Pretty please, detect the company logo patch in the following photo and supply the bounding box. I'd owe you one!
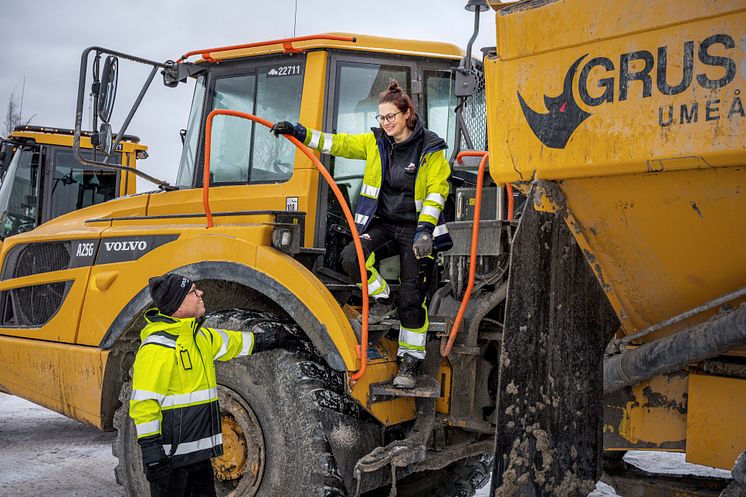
[517,55,591,149]
[404,162,417,173]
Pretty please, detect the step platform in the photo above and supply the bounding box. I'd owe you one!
[369,375,440,402]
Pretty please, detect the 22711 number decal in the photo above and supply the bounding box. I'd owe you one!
[267,64,302,78]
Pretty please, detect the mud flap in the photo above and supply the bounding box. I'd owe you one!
[491,183,619,497]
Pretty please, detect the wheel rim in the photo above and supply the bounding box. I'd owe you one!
[213,384,265,497]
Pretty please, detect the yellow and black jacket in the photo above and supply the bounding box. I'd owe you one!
[129,309,254,468]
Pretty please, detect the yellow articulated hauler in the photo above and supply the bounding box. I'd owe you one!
[0,1,743,496]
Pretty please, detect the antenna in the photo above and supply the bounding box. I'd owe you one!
[293,0,298,37]
[19,76,25,121]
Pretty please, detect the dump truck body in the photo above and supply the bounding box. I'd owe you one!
[485,0,745,478]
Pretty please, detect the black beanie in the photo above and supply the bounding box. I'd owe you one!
[149,273,193,316]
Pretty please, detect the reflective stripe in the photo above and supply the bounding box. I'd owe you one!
[398,327,427,348]
[425,193,445,206]
[131,389,165,404]
[355,213,369,225]
[308,129,321,149]
[142,335,176,348]
[361,184,380,198]
[214,328,229,360]
[433,224,449,237]
[135,420,161,437]
[161,387,218,408]
[163,434,223,457]
[368,274,389,299]
[421,205,441,220]
[321,133,334,154]
[415,200,423,211]
[397,348,426,359]
[240,332,254,356]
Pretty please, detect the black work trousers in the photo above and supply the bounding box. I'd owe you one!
[149,459,216,497]
[340,218,433,332]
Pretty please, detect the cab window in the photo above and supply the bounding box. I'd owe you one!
[208,62,304,185]
[424,71,457,153]
[48,148,119,220]
[331,62,409,208]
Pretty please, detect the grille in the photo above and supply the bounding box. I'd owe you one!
[460,68,487,151]
[12,242,71,279]
[1,281,69,327]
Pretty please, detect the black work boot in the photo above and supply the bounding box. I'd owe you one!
[358,298,397,325]
[393,354,422,389]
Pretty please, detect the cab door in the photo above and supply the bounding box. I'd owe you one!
[316,51,459,277]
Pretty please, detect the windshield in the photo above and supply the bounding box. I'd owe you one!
[176,76,207,188]
[0,146,40,239]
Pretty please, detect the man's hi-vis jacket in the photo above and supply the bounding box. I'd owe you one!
[129,309,254,468]
[301,124,454,251]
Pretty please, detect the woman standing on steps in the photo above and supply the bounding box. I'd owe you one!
[271,80,452,389]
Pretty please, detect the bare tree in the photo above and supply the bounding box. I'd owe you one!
[3,90,23,138]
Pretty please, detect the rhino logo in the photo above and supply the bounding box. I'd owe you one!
[517,55,591,149]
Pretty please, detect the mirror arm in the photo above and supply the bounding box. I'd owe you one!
[104,65,158,164]
[74,46,172,190]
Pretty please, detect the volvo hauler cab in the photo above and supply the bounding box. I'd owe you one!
[0,125,144,240]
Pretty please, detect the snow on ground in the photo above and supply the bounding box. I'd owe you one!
[0,392,124,497]
[0,393,732,497]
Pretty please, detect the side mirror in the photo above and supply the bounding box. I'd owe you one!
[92,122,114,156]
[97,55,119,123]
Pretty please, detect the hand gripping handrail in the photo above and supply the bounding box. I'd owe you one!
[203,110,370,381]
[441,151,490,357]
[177,35,357,63]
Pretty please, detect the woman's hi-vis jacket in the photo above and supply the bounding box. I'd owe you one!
[302,124,454,251]
[129,309,254,468]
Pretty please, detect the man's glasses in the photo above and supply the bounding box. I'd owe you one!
[375,111,401,124]
[188,287,200,297]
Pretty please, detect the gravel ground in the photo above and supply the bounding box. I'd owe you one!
[0,393,730,497]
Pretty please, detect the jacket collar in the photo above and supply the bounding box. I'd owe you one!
[143,308,199,338]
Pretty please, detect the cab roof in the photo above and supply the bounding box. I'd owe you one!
[184,32,464,63]
[9,125,146,152]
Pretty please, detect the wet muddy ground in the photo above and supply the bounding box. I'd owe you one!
[0,393,729,497]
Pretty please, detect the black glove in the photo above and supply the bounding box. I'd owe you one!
[270,121,307,142]
[251,322,300,352]
[413,224,434,259]
[140,442,171,488]
[144,457,172,485]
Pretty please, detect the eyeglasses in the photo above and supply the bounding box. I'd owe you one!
[188,286,200,297]
[375,112,401,124]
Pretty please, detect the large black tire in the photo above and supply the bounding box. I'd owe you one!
[113,377,151,497]
[113,310,349,497]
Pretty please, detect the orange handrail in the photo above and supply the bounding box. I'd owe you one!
[203,110,370,381]
[177,35,357,63]
[440,151,490,357]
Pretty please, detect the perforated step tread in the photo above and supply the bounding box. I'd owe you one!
[370,376,440,401]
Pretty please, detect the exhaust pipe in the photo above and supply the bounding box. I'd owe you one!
[604,303,746,394]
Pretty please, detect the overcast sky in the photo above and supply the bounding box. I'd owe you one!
[1,0,496,190]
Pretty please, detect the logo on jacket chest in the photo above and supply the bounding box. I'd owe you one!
[404,162,417,173]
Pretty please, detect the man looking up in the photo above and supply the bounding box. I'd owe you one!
[129,273,290,497]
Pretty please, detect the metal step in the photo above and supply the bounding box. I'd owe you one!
[369,376,441,402]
